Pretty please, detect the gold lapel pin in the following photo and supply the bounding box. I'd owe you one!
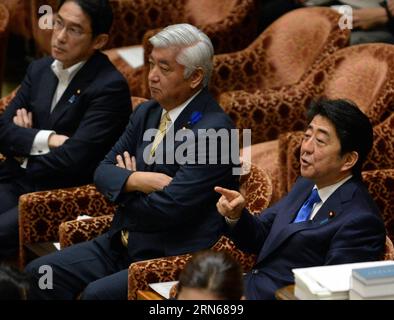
[329,211,335,218]
[76,89,81,95]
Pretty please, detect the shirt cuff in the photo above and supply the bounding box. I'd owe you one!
[225,216,240,227]
[30,130,56,155]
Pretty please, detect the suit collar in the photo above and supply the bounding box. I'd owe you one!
[50,52,107,126]
[142,88,211,170]
[257,177,360,262]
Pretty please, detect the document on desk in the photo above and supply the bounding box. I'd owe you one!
[117,46,144,68]
[293,260,394,300]
[149,281,178,300]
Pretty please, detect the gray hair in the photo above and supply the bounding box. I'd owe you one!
[149,23,214,87]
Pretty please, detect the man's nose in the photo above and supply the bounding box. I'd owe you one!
[301,137,314,153]
[56,28,67,42]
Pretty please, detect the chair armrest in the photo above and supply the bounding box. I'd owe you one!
[58,214,113,248]
[219,86,308,144]
[0,86,18,115]
[211,236,257,272]
[19,184,116,266]
[127,235,257,300]
[128,253,192,300]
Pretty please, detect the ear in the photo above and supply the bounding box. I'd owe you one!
[340,151,359,172]
[92,34,109,50]
[189,67,204,89]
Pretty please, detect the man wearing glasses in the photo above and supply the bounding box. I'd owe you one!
[0,0,131,260]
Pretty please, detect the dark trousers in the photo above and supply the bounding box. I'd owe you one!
[25,234,131,300]
[0,178,34,259]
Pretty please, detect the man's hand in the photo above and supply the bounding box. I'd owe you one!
[116,151,136,170]
[48,133,69,148]
[353,7,388,30]
[117,151,173,194]
[13,108,32,128]
[214,186,246,220]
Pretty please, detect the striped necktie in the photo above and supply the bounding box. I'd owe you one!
[150,111,171,157]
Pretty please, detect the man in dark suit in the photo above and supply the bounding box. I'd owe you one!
[216,99,386,300]
[25,23,239,299]
[0,0,131,259]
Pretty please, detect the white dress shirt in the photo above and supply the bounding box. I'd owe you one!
[21,60,85,168]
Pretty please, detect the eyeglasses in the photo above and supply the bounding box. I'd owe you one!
[53,19,91,38]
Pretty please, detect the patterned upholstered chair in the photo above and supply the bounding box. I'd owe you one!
[0,0,31,39]
[222,43,394,147]
[31,0,258,56]
[128,6,350,99]
[16,96,146,267]
[0,3,9,93]
[125,164,273,299]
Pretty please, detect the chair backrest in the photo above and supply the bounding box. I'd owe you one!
[303,43,394,126]
[210,7,349,97]
[362,169,394,242]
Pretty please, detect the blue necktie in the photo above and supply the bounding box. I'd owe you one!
[293,188,321,223]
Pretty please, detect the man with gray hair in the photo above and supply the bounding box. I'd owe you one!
[25,23,239,300]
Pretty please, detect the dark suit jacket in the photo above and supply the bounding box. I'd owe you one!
[229,177,386,300]
[0,52,131,190]
[94,88,239,262]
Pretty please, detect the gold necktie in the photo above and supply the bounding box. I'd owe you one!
[150,111,171,157]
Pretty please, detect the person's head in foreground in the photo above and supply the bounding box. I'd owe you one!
[177,250,244,300]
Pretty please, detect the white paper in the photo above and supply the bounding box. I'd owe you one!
[117,46,144,68]
[77,215,92,221]
[293,260,394,293]
[149,281,178,299]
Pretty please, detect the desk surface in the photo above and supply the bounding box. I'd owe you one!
[137,290,164,300]
[275,285,297,300]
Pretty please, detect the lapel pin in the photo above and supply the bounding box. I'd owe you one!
[329,211,335,218]
[77,89,81,95]
[68,95,76,104]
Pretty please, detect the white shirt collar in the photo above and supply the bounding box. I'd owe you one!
[314,175,353,203]
[51,60,86,82]
[161,89,202,125]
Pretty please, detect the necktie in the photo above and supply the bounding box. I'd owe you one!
[293,188,321,223]
[150,111,171,157]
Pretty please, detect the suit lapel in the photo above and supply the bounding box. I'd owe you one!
[145,89,210,170]
[257,178,357,263]
[258,185,312,260]
[138,105,162,171]
[49,53,104,127]
[35,66,58,128]
[172,88,210,133]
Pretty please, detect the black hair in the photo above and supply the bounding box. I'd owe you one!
[177,250,243,300]
[59,0,113,37]
[0,265,30,300]
[307,99,373,178]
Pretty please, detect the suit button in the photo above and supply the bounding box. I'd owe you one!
[251,269,259,275]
